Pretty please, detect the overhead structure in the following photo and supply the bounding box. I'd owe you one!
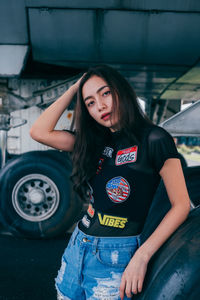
[0,0,200,122]
[0,46,29,77]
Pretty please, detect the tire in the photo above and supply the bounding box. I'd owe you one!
[135,166,200,299]
[140,165,200,244]
[134,206,200,300]
[0,150,19,169]
[0,151,83,239]
[42,149,74,171]
[184,166,200,207]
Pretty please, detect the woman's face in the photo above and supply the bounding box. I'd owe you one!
[82,75,119,132]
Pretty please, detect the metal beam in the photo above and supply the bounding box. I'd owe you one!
[25,0,200,12]
[160,100,200,136]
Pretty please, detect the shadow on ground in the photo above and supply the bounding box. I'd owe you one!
[0,233,69,300]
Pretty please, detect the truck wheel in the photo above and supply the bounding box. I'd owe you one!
[184,166,200,207]
[140,165,200,244]
[0,151,83,238]
[134,206,200,300]
[136,166,200,300]
[42,149,73,170]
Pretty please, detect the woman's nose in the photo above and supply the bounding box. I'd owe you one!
[97,99,106,111]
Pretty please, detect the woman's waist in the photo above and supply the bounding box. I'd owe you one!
[78,208,143,237]
[75,221,141,248]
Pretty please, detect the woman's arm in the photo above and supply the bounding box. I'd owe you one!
[30,75,83,151]
[120,158,191,300]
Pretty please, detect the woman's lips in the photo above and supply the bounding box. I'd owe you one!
[102,113,111,120]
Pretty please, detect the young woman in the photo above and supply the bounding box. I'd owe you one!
[30,65,191,300]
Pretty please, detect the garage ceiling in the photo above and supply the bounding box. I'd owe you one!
[0,0,200,119]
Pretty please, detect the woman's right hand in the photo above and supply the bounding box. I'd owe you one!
[71,73,86,92]
[30,72,87,151]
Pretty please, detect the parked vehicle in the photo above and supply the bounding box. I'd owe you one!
[0,78,84,238]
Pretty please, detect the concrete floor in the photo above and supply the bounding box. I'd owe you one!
[0,231,70,300]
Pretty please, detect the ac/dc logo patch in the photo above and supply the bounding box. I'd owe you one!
[115,146,138,166]
[106,176,130,203]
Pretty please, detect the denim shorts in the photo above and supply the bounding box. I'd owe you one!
[55,222,141,300]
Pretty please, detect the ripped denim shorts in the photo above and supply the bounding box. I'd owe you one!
[55,222,141,300]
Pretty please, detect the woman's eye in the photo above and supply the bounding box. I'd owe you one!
[103,90,111,96]
[87,101,94,107]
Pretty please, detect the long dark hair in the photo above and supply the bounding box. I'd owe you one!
[70,64,153,201]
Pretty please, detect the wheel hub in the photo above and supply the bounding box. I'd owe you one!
[12,173,60,222]
[29,189,45,204]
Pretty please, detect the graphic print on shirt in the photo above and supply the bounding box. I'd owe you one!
[86,182,94,203]
[115,146,138,166]
[98,212,128,228]
[82,215,90,228]
[87,203,95,218]
[96,158,105,174]
[103,146,114,158]
[106,176,130,203]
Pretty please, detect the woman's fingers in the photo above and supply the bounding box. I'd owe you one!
[120,275,139,299]
[137,278,144,293]
[77,72,87,83]
[120,269,146,298]
[119,250,149,299]
[120,279,140,299]
[72,72,86,91]
[119,276,126,300]
[125,279,134,298]
[131,278,138,295]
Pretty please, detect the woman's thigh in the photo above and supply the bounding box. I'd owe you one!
[81,241,139,299]
[55,226,140,299]
[55,229,86,299]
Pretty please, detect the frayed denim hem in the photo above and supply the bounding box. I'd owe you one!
[55,284,71,300]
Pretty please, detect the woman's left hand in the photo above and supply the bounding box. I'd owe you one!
[119,250,149,299]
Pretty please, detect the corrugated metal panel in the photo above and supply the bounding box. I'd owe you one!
[0,0,28,44]
[29,9,96,63]
[25,0,200,12]
[28,8,200,66]
[1,0,200,105]
[102,10,200,65]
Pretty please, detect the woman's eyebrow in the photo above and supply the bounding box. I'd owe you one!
[84,85,109,102]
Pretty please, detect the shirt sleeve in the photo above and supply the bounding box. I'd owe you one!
[63,129,76,135]
[148,125,180,173]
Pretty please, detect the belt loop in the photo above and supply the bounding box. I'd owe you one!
[92,237,98,254]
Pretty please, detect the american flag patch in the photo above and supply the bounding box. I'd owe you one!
[106,176,130,203]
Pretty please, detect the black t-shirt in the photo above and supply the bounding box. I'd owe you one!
[78,124,180,236]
